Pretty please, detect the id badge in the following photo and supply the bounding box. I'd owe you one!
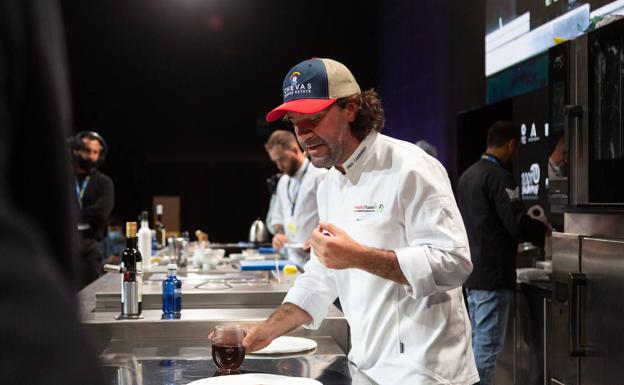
[286,221,298,239]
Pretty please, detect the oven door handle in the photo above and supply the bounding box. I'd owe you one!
[563,104,583,156]
[568,272,587,357]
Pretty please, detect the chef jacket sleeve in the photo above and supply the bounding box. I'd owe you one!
[491,173,547,247]
[282,249,338,329]
[393,167,473,299]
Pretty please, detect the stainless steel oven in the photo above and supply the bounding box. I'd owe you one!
[549,19,624,206]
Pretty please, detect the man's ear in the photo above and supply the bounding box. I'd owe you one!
[344,98,359,123]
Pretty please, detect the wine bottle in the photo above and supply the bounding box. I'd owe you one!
[121,221,142,315]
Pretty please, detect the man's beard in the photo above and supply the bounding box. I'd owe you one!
[77,156,98,173]
[285,159,300,176]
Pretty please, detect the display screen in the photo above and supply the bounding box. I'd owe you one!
[485,0,624,78]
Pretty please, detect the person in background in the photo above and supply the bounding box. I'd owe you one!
[100,216,125,266]
[265,130,326,265]
[456,121,551,385]
[240,58,478,384]
[414,139,439,159]
[264,172,282,237]
[0,0,106,382]
[548,132,567,179]
[70,130,114,287]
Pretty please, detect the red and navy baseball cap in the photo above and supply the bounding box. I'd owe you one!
[266,58,361,122]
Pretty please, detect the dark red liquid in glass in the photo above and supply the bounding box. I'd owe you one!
[212,343,245,371]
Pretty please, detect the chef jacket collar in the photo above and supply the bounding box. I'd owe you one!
[334,131,378,182]
[293,158,309,179]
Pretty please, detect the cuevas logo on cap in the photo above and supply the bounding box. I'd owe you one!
[290,71,301,84]
[284,72,312,99]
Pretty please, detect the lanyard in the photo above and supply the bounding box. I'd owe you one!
[481,154,500,166]
[75,176,90,209]
[287,161,310,216]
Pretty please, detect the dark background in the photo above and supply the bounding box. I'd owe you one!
[60,0,485,241]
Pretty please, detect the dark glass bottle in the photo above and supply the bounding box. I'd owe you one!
[121,221,143,314]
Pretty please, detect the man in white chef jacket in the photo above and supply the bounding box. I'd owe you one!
[265,130,326,265]
[242,58,479,385]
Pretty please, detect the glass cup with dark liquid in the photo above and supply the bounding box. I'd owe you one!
[211,325,245,374]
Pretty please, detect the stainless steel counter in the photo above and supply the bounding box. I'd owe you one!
[94,315,365,384]
[86,268,290,312]
[84,307,350,355]
[96,323,368,384]
[100,333,375,384]
[118,355,375,384]
[81,267,360,384]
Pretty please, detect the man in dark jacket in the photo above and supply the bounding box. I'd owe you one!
[70,130,115,287]
[457,121,549,385]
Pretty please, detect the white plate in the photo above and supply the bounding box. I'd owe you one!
[250,336,317,355]
[187,373,321,385]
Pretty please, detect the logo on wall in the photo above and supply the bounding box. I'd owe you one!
[521,163,541,200]
[520,123,541,145]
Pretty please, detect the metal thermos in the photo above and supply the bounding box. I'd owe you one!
[249,218,269,243]
[122,281,140,316]
[103,263,143,320]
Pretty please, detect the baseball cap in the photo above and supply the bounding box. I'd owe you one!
[266,58,361,122]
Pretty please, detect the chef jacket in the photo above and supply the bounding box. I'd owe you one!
[270,158,326,264]
[284,132,479,385]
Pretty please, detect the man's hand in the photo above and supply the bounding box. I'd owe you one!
[208,303,312,353]
[207,323,274,353]
[272,233,288,250]
[545,222,553,237]
[310,222,365,269]
[241,323,275,353]
[311,222,409,284]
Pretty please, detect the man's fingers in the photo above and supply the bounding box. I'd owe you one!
[242,332,256,350]
[318,221,339,236]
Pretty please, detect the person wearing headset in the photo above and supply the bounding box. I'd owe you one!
[71,131,114,288]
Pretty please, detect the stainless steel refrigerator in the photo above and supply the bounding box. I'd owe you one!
[550,213,624,385]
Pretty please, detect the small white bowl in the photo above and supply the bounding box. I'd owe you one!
[194,248,225,269]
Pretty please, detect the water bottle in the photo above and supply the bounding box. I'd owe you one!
[162,264,182,319]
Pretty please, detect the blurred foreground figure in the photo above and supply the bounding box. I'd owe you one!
[0,0,105,383]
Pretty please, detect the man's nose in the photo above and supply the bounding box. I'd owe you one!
[295,126,312,141]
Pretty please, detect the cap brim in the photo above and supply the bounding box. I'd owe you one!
[266,98,337,122]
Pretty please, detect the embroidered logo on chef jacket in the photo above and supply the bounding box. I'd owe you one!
[345,146,367,170]
[505,187,521,202]
[353,203,384,221]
